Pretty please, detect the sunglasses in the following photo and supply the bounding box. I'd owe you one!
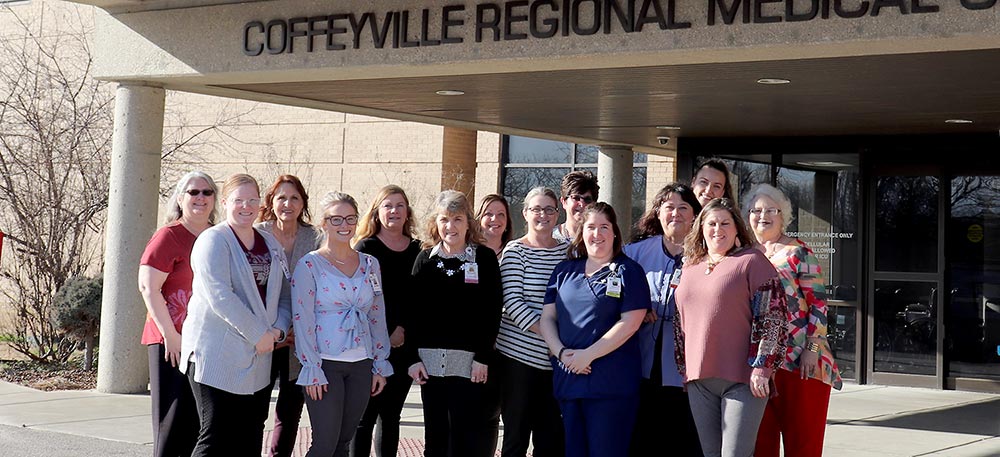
[568,194,594,204]
[185,189,215,197]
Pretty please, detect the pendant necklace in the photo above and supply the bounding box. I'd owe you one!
[705,253,726,275]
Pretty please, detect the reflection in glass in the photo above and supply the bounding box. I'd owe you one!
[776,162,860,379]
[575,145,598,164]
[507,136,573,164]
[947,176,1000,380]
[502,167,571,238]
[874,280,937,375]
[875,177,939,273]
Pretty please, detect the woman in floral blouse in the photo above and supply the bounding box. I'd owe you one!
[744,184,843,457]
[292,191,392,457]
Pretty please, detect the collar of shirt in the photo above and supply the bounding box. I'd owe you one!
[430,242,477,262]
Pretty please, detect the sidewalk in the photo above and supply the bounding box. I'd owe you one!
[0,380,997,456]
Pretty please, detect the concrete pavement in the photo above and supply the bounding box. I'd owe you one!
[0,380,997,456]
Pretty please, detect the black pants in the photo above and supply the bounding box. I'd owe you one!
[268,346,306,457]
[629,380,704,457]
[350,359,413,457]
[421,375,495,457]
[306,359,374,457]
[498,355,564,457]
[187,362,272,457]
[148,344,199,457]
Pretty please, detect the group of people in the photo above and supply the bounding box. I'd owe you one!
[137,159,842,457]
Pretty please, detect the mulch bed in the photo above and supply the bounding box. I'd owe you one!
[0,359,97,391]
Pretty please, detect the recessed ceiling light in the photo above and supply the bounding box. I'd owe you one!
[656,125,681,130]
[756,78,791,85]
[435,90,465,96]
[944,119,973,124]
[797,161,852,168]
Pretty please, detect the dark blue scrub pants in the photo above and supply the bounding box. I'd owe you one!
[559,395,639,457]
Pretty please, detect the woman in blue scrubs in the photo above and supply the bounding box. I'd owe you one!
[539,202,650,457]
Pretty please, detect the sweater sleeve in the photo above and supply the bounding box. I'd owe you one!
[292,255,327,386]
[402,249,432,368]
[795,245,829,339]
[748,276,790,371]
[500,245,539,331]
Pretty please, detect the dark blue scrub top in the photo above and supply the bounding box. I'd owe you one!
[544,254,650,400]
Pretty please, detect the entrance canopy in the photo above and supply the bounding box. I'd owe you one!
[75,0,1000,150]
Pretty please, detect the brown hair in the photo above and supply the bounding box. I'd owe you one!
[682,198,756,265]
[257,174,312,226]
[475,194,513,246]
[560,170,600,200]
[693,158,736,202]
[568,202,623,260]
[422,190,485,249]
[355,185,416,245]
[220,173,259,202]
[632,182,702,242]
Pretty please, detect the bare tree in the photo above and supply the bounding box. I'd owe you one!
[0,4,111,363]
[0,3,266,364]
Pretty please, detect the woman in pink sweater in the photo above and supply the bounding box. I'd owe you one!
[673,198,788,457]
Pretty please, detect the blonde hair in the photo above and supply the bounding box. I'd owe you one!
[220,173,259,202]
[683,198,756,265]
[422,190,484,249]
[354,185,415,245]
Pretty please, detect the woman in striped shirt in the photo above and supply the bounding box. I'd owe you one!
[496,187,569,457]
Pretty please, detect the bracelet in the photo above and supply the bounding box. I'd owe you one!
[557,347,568,360]
[806,342,820,353]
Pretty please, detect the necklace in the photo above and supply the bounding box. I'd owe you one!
[705,253,726,275]
[319,249,350,265]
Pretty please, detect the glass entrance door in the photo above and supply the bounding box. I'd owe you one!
[946,176,1000,389]
[868,174,943,388]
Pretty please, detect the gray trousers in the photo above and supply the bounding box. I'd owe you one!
[305,359,373,457]
[687,378,767,457]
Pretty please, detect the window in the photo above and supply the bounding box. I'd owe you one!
[501,135,646,238]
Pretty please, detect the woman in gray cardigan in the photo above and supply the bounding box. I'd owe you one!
[180,173,292,457]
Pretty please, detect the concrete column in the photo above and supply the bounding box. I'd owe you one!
[97,83,165,393]
[597,145,634,235]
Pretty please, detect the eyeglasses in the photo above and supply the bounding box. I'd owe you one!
[231,198,260,207]
[749,208,781,216]
[185,189,215,197]
[325,215,359,226]
[568,194,594,204]
[527,206,558,215]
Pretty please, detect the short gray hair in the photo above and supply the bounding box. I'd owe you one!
[165,171,218,224]
[742,183,794,231]
[522,186,559,208]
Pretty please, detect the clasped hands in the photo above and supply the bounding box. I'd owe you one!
[254,328,285,355]
[558,348,593,375]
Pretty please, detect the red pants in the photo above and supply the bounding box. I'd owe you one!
[755,368,832,457]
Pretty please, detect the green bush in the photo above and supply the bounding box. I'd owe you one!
[52,276,102,370]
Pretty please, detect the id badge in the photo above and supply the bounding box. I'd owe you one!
[606,276,622,298]
[370,271,384,295]
[669,270,682,289]
[277,251,292,280]
[464,263,480,284]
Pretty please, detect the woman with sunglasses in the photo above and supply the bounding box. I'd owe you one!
[255,175,320,457]
[180,173,291,456]
[138,171,217,457]
[293,191,392,457]
[496,187,568,457]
